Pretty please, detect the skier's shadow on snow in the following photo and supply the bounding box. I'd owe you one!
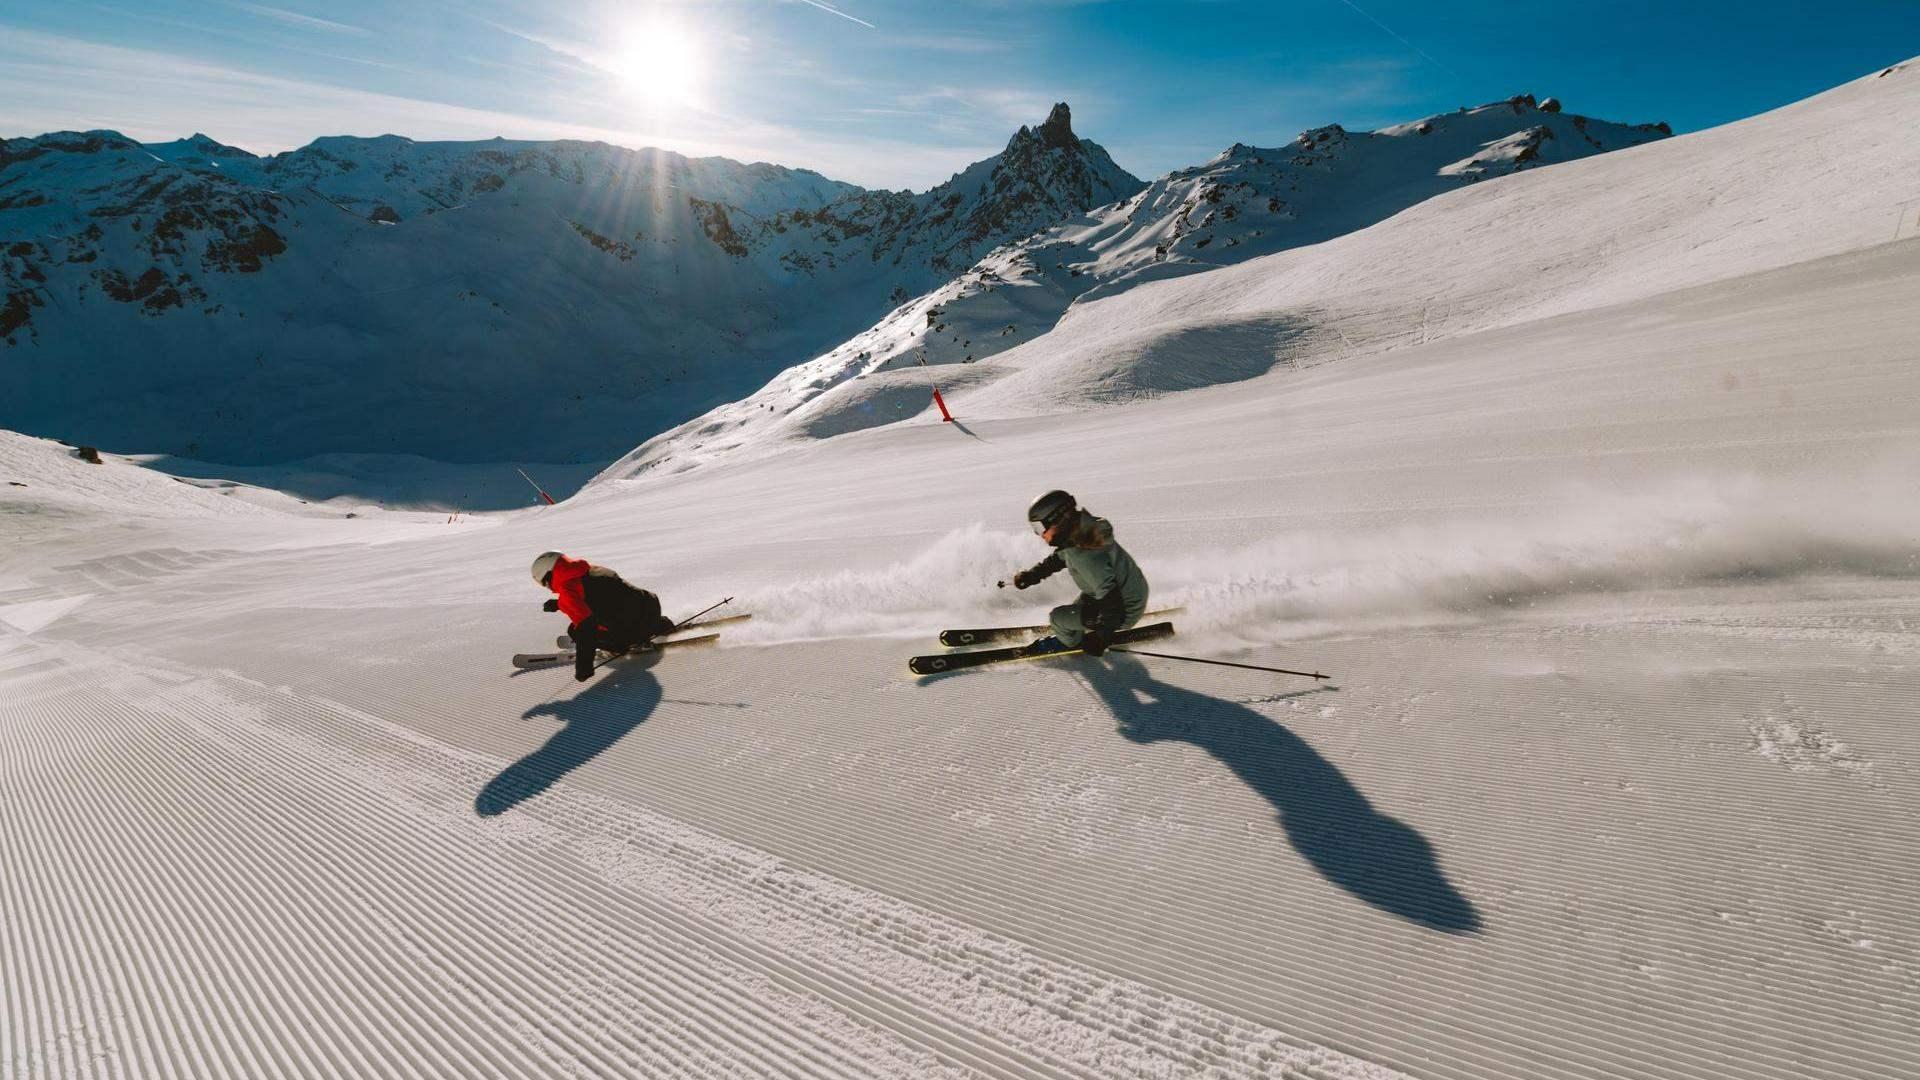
[475,655,664,818]
[1083,656,1482,934]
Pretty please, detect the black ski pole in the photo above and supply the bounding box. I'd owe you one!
[672,596,734,631]
[1109,647,1327,680]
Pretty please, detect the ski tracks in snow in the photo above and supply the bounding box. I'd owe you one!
[0,636,1408,1079]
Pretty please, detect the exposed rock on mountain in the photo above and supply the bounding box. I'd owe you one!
[0,109,1141,463]
[604,95,1671,477]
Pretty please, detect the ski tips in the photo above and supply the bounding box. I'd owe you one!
[910,622,1175,676]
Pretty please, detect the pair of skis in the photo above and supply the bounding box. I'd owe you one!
[936,606,1183,647]
[909,619,1176,675]
[510,610,750,670]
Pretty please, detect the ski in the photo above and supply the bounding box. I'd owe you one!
[938,607,1184,647]
[910,622,1174,675]
[553,613,750,649]
[514,632,721,669]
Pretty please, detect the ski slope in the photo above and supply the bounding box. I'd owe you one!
[5,61,1920,1080]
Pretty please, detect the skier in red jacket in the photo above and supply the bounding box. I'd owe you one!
[532,552,678,681]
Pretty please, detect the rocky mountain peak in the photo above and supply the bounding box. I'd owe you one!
[1007,102,1083,155]
[1037,103,1076,150]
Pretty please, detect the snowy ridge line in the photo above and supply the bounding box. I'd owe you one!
[596,60,1920,481]
[4,672,936,1076]
[594,90,1675,480]
[2,108,1139,467]
[227,668,1420,1078]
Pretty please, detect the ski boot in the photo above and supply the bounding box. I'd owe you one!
[1023,636,1071,656]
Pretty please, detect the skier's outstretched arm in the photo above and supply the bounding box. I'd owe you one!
[1011,552,1065,590]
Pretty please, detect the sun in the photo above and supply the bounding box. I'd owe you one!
[609,19,704,109]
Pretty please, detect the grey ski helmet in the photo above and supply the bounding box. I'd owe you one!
[1027,490,1077,535]
[531,551,563,586]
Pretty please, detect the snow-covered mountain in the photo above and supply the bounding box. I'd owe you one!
[600,95,1670,477]
[0,107,1139,464]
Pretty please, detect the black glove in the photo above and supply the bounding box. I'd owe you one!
[1080,629,1113,657]
[1012,569,1039,590]
[543,598,559,612]
[1078,592,1124,633]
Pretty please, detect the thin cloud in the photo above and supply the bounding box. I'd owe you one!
[875,33,1008,55]
[232,3,372,38]
[0,24,988,189]
[469,15,604,75]
[901,86,1076,131]
[0,26,683,151]
[792,0,875,30]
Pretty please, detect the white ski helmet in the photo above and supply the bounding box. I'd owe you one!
[531,551,564,586]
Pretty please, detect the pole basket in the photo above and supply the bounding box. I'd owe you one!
[931,386,954,422]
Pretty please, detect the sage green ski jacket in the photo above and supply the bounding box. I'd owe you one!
[1023,515,1150,629]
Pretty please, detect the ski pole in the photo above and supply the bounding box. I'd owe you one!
[1109,647,1327,680]
[672,596,734,631]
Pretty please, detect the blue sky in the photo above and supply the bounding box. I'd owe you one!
[2,1,1914,189]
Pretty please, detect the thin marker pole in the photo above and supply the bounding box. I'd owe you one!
[515,467,556,506]
[918,350,955,422]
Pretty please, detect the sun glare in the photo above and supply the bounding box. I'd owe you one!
[610,20,704,109]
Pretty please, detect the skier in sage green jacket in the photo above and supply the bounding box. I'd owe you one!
[1008,489,1149,656]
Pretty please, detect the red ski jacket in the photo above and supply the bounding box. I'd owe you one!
[546,555,595,626]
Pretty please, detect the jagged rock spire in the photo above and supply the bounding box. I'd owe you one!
[1037,103,1076,150]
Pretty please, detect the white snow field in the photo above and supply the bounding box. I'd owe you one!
[6,62,1920,1080]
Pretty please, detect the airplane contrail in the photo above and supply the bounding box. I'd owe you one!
[794,0,875,30]
[1333,0,1457,78]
